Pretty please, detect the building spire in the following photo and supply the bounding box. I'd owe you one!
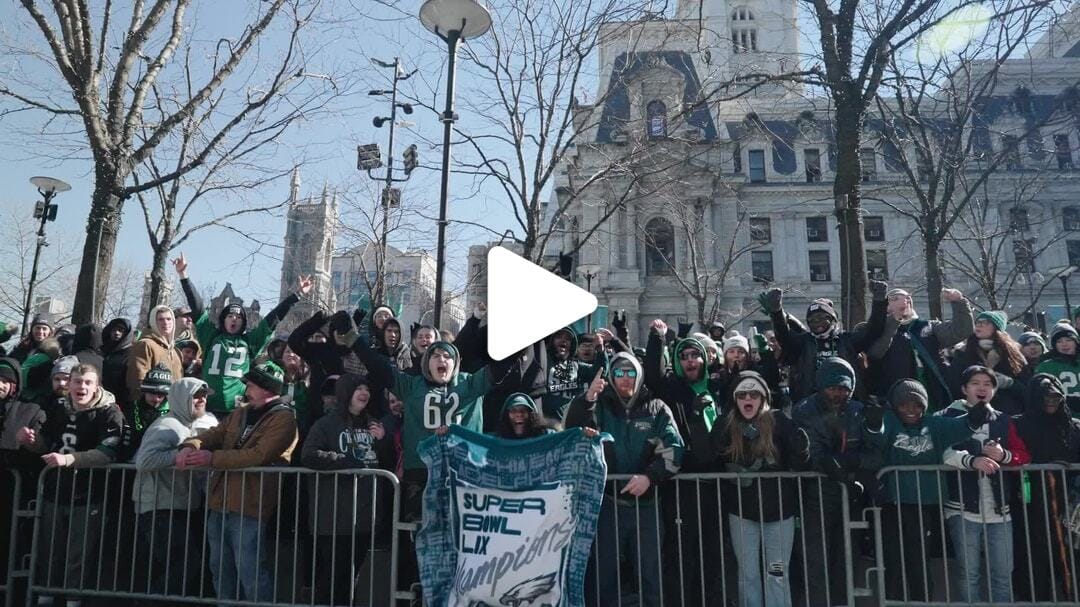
[290,167,301,203]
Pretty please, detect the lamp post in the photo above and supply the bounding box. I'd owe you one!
[1052,265,1078,322]
[419,0,492,328]
[578,263,601,332]
[23,176,70,334]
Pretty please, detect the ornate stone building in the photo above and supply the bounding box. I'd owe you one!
[278,169,337,331]
[544,0,1080,343]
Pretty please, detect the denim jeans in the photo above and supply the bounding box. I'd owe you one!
[206,509,274,604]
[728,515,795,607]
[587,499,663,607]
[946,515,1013,602]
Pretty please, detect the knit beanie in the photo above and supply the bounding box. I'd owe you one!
[975,310,1007,333]
[1050,320,1079,347]
[30,315,52,330]
[0,363,17,384]
[140,363,173,395]
[816,357,856,391]
[886,288,911,300]
[243,360,285,394]
[52,355,78,378]
[806,298,838,321]
[723,331,749,354]
[733,371,770,402]
[501,392,540,415]
[1018,331,1048,352]
[888,379,929,410]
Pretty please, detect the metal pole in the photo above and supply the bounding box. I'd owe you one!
[433,30,461,329]
[586,273,594,332]
[378,58,401,306]
[1063,275,1073,323]
[22,193,54,335]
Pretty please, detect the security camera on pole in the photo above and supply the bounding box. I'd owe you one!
[358,57,419,307]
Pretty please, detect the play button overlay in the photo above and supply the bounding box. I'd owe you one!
[486,246,598,361]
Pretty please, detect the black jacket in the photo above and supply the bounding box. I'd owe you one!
[101,318,134,408]
[643,331,719,471]
[769,297,886,403]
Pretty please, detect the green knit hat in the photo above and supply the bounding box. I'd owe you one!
[975,310,1007,333]
[243,360,285,394]
[501,392,539,415]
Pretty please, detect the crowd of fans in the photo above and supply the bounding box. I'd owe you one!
[2,255,1080,607]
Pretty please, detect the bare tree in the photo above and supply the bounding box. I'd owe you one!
[99,261,144,324]
[872,0,1065,317]
[0,209,78,329]
[2,0,342,323]
[404,0,712,267]
[762,0,1060,324]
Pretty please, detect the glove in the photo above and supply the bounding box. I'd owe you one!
[761,288,783,314]
[693,393,715,414]
[330,311,359,347]
[863,399,884,430]
[967,400,991,428]
[994,372,1014,390]
[352,307,367,328]
[612,310,628,340]
[869,280,888,301]
[678,320,693,338]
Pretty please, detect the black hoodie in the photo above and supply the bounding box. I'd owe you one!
[1015,373,1080,463]
[0,357,46,472]
[73,323,104,371]
[101,318,134,407]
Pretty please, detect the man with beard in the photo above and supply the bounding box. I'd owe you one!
[792,357,875,606]
[644,319,720,606]
[761,280,888,403]
[541,327,604,421]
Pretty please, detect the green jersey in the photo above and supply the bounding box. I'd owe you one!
[396,369,490,471]
[196,311,274,413]
[1036,356,1080,398]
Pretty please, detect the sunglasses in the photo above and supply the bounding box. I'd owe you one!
[734,391,760,400]
[679,351,703,361]
[611,368,638,379]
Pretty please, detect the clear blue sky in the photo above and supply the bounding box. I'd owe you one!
[0,0,518,313]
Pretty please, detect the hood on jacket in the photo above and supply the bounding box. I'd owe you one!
[545,326,578,361]
[501,392,540,415]
[673,338,709,391]
[218,301,248,334]
[334,373,376,423]
[605,351,645,408]
[421,341,460,385]
[73,323,103,354]
[1050,320,1079,350]
[0,357,22,398]
[1024,372,1071,421]
[145,305,175,345]
[166,377,211,427]
[102,318,134,353]
[67,386,118,414]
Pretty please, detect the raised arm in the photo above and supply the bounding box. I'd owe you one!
[172,253,204,318]
[932,289,974,347]
[287,310,328,364]
[849,281,888,352]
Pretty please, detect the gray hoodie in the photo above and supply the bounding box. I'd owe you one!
[132,377,219,514]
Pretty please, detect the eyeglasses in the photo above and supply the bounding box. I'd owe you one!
[611,368,638,379]
[678,351,703,361]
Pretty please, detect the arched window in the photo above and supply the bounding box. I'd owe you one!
[644,217,675,275]
[646,100,667,138]
[731,8,757,53]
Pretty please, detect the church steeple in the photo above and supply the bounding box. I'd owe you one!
[290,167,301,203]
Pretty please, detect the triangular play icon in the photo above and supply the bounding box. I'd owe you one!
[486,246,598,361]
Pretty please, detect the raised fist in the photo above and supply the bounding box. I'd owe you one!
[869,280,888,301]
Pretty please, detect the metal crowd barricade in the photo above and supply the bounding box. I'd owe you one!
[23,464,402,607]
[868,463,1080,607]
[1,469,24,607]
[588,471,859,607]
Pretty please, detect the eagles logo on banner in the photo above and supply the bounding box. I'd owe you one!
[417,425,608,606]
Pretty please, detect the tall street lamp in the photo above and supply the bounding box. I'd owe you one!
[1051,265,1079,321]
[578,263,601,331]
[24,176,70,334]
[419,0,492,328]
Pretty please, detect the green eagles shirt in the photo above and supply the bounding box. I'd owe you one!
[1035,357,1080,399]
[397,369,490,471]
[196,311,275,413]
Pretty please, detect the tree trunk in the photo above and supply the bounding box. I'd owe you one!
[832,112,868,326]
[925,237,944,319]
[147,241,171,321]
[73,176,125,325]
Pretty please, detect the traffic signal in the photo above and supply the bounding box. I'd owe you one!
[403,144,418,176]
[357,143,383,170]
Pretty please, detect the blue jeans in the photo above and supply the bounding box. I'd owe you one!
[587,500,663,607]
[946,516,1013,602]
[206,509,274,604]
[728,515,795,607]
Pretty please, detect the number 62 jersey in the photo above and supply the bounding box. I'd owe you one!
[398,371,489,473]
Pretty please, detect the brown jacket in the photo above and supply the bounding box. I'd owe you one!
[181,400,297,521]
[127,332,183,404]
